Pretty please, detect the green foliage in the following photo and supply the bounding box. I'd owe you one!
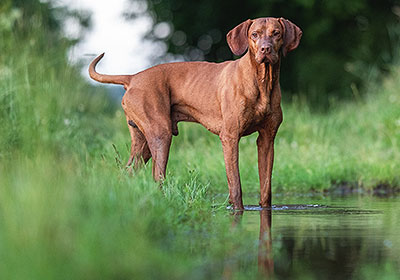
[128,0,400,105]
[165,73,400,196]
[1,1,400,279]
[0,0,107,160]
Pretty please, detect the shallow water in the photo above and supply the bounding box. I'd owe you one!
[222,195,400,279]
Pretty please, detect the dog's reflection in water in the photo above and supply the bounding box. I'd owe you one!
[223,209,273,279]
[258,209,273,277]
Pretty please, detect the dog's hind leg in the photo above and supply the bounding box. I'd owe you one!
[122,87,172,181]
[125,118,151,169]
[145,126,172,181]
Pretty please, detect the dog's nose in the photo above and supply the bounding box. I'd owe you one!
[261,45,272,54]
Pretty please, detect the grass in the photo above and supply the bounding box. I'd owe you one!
[1,6,400,279]
[165,73,400,197]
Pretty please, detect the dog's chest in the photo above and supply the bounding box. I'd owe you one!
[238,88,271,132]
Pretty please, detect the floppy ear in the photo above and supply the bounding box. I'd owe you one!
[279,18,302,56]
[226,19,253,56]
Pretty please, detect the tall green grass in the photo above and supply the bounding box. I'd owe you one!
[166,74,400,196]
[1,6,400,278]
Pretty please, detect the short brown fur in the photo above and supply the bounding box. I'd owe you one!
[89,17,302,210]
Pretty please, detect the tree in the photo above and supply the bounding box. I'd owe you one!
[127,0,400,106]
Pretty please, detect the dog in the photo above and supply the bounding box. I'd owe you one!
[89,17,302,210]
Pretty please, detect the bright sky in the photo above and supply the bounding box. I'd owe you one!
[60,0,154,80]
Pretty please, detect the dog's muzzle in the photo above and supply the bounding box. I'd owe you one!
[256,52,278,65]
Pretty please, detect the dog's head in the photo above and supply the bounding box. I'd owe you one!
[227,17,302,64]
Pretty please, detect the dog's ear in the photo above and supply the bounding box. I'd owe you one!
[279,18,302,56]
[226,19,253,56]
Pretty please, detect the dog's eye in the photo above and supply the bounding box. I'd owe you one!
[273,30,281,37]
[251,32,258,39]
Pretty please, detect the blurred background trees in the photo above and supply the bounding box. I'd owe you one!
[127,0,400,106]
[0,0,90,47]
[2,0,399,107]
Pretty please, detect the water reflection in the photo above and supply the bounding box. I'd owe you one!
[221,211,242,280]
[258,209,273,277]
[222,198,400,279]
[223,209,274,279]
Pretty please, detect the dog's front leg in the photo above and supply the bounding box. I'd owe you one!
[257,131,275,208]
[220,134,244,210]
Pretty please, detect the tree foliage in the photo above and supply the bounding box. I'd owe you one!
[128,0,400,105]
[0,0,90,50]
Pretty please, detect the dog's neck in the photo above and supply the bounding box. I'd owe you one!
[240,51,280,92]
[258,62,275,94]
[239,52,281,112]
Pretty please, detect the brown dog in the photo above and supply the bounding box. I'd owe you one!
[89,17,302,210]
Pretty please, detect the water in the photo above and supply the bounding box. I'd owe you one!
[223,195,400,279]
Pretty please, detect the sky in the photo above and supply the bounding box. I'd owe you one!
[59,0,154,81]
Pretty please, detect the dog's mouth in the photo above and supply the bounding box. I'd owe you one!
[256,54,278,65]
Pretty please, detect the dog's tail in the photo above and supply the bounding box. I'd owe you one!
[88,53,131,89]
